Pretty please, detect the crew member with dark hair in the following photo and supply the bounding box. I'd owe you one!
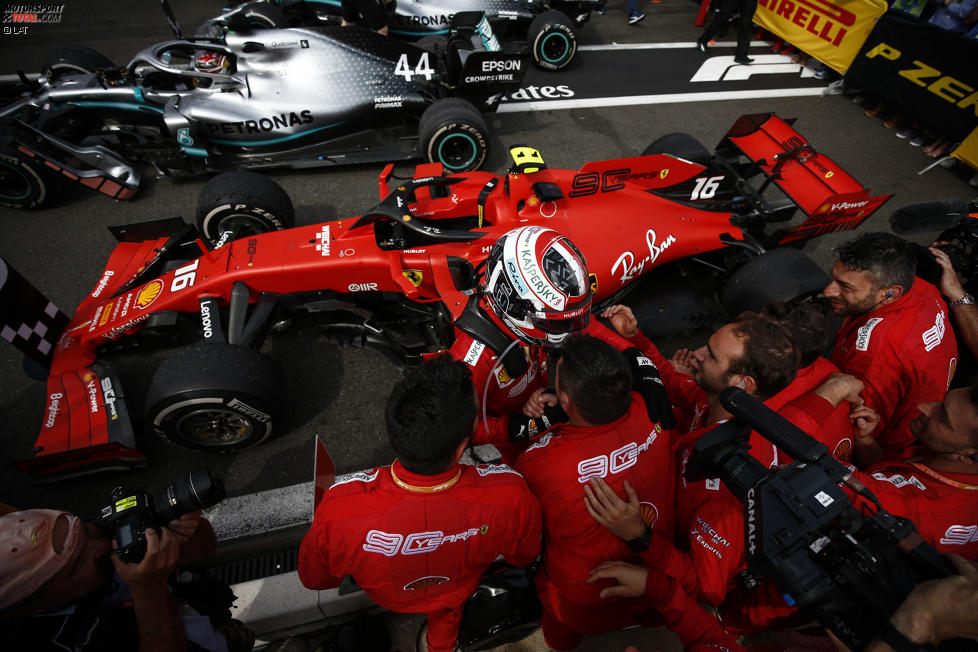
[826,232,958,462]
[449,226,670,464]
[514,335,676,650]
[298,356,542,652]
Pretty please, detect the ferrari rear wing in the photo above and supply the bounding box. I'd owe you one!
[719,113,891,245]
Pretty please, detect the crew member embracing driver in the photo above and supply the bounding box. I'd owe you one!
[449,225,672,464]
[298,356,541,652]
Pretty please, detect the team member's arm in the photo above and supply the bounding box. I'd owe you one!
[166,511,217,568]
[930,246,978,361]
[808,372,882,467]
[865,554,978,650]
[584,478,698,596]
[502,484,543,567]
[588,562,744,651]
[111,528,187,652]
[298,503,344,590]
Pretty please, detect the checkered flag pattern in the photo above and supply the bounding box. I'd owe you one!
[0,257,70,368]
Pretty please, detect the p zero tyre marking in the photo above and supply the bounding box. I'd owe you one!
[427,123,487,172]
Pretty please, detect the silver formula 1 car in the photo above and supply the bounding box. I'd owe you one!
[197,0,604,71]
[0,14,525,209]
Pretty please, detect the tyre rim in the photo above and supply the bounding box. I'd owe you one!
[215,213,273,240]
[539,32,571,64]
[437,132,478,171]
[175,407,254,447]
[0,163,32,201]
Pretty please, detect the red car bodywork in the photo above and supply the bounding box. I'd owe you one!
[4,113,890,480]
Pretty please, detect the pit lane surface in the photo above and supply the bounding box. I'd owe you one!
[0,0,971,578]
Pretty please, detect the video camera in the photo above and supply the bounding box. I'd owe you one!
[98,468,225,563]
[686,388,953,650]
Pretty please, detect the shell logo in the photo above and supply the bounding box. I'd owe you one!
[135,280,164,309]
[639,501,658,527]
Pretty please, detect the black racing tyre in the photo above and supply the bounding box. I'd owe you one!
[196,171,295,247]
[41,46,115,82]
[721,248,830,316]
[145,344,286,452]
[527,10,577,71]
[419,98,489,172]
[0,145,62,209]
[641,132,713,166]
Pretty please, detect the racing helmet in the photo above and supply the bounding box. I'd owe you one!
[482,226,592,346]
[193,51,229,74]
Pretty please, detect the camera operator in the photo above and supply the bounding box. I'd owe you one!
[721,383,978,636]
[0,508,245,652]
[513,335,676,650]
[865,554,978,650]
[825,232,958,461]
[298,356,542,652]
[929,245,978,364]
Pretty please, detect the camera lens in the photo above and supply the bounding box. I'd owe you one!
[151,468,226,524]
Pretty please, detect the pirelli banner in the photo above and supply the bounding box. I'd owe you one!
[846,12,978,144]
[753,0,888,73]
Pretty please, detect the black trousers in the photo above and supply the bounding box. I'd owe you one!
[699,0,758,58]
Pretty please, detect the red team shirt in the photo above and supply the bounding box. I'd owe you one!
[298,460,542,652]
[515,395,676,637]
[831,279,957,458]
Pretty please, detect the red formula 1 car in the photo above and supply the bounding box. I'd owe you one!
[0,113,890,481]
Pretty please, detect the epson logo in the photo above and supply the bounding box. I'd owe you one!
[482,59,521,72]
[201,304,214,339]
[45,392,63,428]
[91,270,114,297]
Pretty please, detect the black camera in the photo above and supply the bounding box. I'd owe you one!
[98,468,225,563]
[686,388,955,651]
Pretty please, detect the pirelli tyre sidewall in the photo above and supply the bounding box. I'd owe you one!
[0,148,60,210]
[196,171,295,248]
[419,98,489,172]
[145,344,286,452]
[528,10,577,71]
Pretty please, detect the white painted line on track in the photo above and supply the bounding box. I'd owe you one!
[497,87,826,113]
[579,39,772,50]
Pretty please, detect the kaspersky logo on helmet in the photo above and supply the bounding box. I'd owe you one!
[503,226,567,311]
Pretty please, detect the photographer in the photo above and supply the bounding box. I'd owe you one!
[0,508,244,652]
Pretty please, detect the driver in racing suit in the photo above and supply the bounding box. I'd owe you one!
[448,225,672,464]
[298,356,542,652]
